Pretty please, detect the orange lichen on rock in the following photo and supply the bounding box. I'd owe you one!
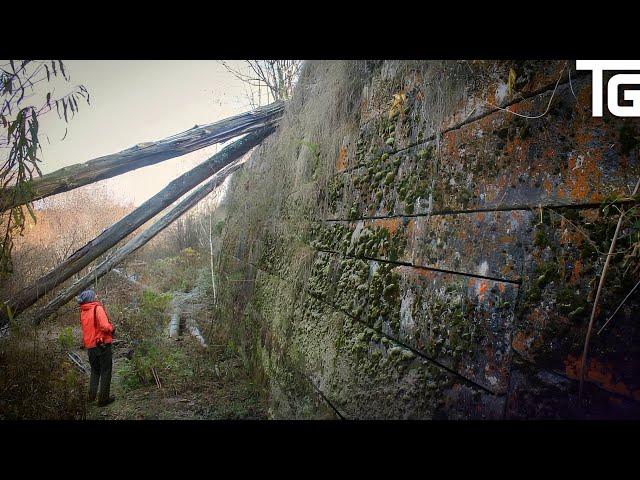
[564,151,603,202]
[510,332,527,354]
[336,146,348,172]
[570,260,582,283]
[475,280,489,302]
[388,91,407,119]
[371,217,401,235]
[503,136,529,162]
[498,235,514,244]
[564,355,636,399]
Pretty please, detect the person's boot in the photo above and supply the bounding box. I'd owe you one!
[97,396,116,407]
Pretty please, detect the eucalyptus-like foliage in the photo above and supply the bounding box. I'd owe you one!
[0,60,89,283]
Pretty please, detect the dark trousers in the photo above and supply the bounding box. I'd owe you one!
[87,343,112,404]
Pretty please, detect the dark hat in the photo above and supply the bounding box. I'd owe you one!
[76,289,96,304]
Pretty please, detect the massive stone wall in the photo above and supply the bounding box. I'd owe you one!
[218,60,640,419]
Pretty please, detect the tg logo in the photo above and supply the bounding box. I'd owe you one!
[577,60,640,117]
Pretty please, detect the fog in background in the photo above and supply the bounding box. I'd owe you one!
[36,60,252,206]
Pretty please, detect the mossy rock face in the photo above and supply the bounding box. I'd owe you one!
[515,206,640,398]
[291,293,503,419]
[219,61,640,418]
[384,172,396,186]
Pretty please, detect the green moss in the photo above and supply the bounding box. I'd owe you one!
[533,227,551,248]
[384,172,396,185]
[348,203,359,220]
[555,285,587,317]
[534,262,559,289]
[417,146,434,160]
[458,187,473,208]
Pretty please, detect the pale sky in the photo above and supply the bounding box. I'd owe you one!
[35,60,255,206]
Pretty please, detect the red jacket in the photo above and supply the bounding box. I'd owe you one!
[79,301,114,348]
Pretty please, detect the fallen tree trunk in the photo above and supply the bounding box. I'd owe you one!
[1,127,270,325]
[67,351,90,376]
[168,311,181,339]
[111,268,149,290]
[32,160,244,324]
[0,101,283,212]
[186,319,207,348]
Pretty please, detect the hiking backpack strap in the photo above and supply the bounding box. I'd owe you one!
[93,304,103,346]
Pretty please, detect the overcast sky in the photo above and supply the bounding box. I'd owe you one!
[36,60,253,206]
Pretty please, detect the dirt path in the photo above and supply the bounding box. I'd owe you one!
[78,285,267,420]
[81,341,266,420]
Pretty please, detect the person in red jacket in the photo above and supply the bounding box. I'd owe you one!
[77,289,116,406]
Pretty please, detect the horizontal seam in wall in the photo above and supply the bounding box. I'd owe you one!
[307,291,501,396]
[338,70,589,175]
[224,251,639,405]
[322,199,638,222]
[223,252,506,396]
[222,247,640,408]
[314,248,521,285]
[510,350,640,407]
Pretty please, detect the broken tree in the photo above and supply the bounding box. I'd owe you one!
[32,160,244,324]
[0,101,283,212]
[1,126,273,325]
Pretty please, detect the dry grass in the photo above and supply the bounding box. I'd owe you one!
[0,322,87,420]
[213,61,375,403]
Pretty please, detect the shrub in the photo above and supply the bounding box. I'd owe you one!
[0,328,86,419]
[57,326,75,350]
[115,359,141,391]
[117,340,197,393]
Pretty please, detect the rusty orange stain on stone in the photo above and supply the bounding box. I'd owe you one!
[511,331,529,354]
[336,147,348,171]
[496,174,508,190]
[503,136,524,158]
[400,265,434,280]
[563,153,599,201]
[511,210,527,223]
[564,355,636,399]
[559,223,582,246]
[570,260,582,283]
[609,397,623,407]
[485,90,497,106]
[442,133,457,157]
[477,281,489,301]
[371,217,401,235]
[522,62,564,93]
[501,264,512,277]
[543,147,556,160]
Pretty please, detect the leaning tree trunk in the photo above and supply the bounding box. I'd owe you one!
[32,161,244,324]
[0,101,283,212]
[1,127,273,325]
